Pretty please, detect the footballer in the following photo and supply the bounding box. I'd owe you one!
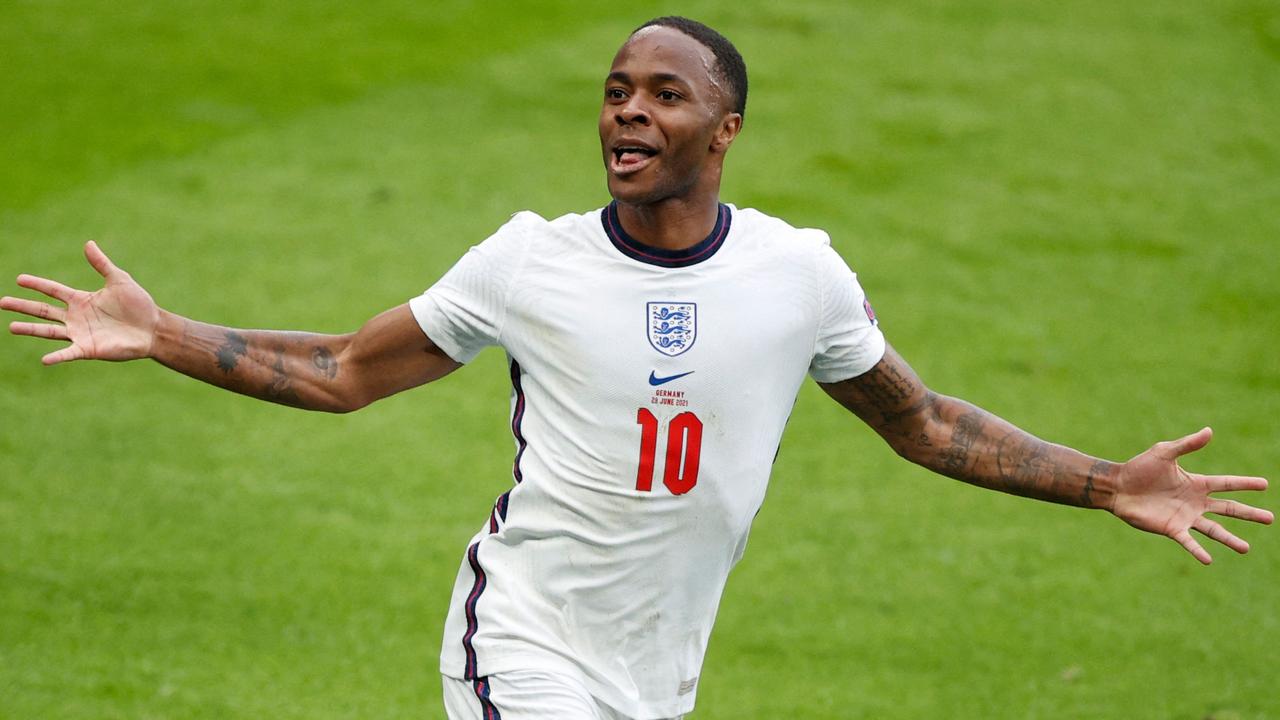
[3,16,1272,720]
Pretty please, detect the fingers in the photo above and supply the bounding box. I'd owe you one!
[15,274,77,303]
[9,321,69,341]
[0,296,67,322]
[84,240,122,280]
[1207,498,1275,525]
[1171,529,1213,565]
[1193,517,1250,554]
[1202,474,1269,493]
[9,319,83,365]
[42,345,86,366]
[1156,427,1213,460]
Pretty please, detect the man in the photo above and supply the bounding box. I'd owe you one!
[3,16,1271,720]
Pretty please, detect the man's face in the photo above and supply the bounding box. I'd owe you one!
[599,26,740,205]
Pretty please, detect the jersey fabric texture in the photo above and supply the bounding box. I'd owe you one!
[409,203,885,719]
[443,668,684,720]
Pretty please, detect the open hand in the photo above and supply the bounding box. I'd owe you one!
[1112,427,1272,564]
[2,241,159,364]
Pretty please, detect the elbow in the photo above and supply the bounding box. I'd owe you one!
[326,389,372,414]
[322,401,359,415]
[342,395,374,414]
[886,438,941,475]
[888,437,927,466]
[319,349,374,413]
[881,393,941,464]
[312,380,373,414]
[884,424,947,469]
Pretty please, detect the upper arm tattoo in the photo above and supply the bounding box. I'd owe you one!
[828,348,932,429]
[863,364,930,426]
[824,345,936,445]
[856,359,915,410]
[311,346,338,380]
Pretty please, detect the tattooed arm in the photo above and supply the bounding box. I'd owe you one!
[147,305,457,412]
[821,345,1114,507]
[820,344,1272,563]
[3,241,459,413]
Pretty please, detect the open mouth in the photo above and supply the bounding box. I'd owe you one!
[610,145,659,174]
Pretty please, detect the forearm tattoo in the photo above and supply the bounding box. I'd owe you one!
[1083,459,1115,508]
[267,347,301,405]
[182,325,341,409]
[215,331,249,373]
[834,353,1109,507]
[995,430,1068,497]
[940,411,985,475]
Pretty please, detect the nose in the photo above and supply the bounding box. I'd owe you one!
[616,96,650,126]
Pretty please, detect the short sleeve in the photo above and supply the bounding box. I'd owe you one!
[808,242,886,383]
[408,213,535,364]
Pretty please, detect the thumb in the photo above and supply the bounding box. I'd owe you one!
[84,240,123,280]
[1159,426,1212,460]
[43,344,87,365]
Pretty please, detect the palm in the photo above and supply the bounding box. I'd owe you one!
[2,241,159,364]
[1112,428,1272,564]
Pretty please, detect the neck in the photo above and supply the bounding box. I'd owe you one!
[613,192,722,251]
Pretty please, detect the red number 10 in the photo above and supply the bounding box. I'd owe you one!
[635,408,703,495]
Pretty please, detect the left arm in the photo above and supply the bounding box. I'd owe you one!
[821,344,1272,563]
[822,344,1118,509]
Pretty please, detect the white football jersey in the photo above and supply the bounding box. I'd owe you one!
[409,203,884,718]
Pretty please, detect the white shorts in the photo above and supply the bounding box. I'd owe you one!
[442,669,683,720]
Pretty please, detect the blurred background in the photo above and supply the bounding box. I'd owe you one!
[1,1,1277,717]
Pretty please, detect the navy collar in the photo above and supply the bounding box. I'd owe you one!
[601,201,731,268]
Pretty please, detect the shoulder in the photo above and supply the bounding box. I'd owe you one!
[471,211,570,263]
[491,209,550,239]
[493,208,603,246]
[729,205,833,250]
[726,206,836,274]
[726,206,876,283]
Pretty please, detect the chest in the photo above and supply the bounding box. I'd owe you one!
[503,250,819,390]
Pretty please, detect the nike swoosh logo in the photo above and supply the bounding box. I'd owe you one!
[649,370,695,386]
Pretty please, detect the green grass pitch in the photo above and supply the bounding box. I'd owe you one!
[2,1,1278,718]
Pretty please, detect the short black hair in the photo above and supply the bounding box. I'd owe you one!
[633,16,748,117]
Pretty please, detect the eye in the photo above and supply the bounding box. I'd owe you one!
[657,89,681,102]
[605,87,628,101]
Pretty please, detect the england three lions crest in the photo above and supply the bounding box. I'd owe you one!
[647,302,696,357]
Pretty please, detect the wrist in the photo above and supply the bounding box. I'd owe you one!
[1087,459,1121,512]
[148,309,183,361]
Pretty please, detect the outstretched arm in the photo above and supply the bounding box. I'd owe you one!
[3,241,459,412]
[820,344,1272,564]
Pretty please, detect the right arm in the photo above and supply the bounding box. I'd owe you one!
[149,304,458,412]
[2,241,459,412]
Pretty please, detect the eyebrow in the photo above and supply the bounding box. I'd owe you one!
[606,71,692,86]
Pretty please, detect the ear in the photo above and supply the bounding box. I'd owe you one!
[710,113,743,154]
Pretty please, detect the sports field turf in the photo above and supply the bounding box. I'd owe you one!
[2,2,1277,718]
